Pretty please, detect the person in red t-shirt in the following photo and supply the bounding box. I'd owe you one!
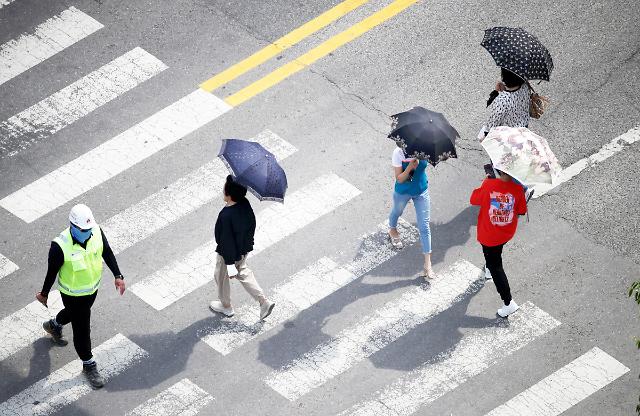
[470,169,527,317]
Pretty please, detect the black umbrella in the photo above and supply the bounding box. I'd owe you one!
[388,107,459,167]
[481,26,553,81]
[218,139,288,202]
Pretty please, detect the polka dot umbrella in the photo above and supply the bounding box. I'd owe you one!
[481,27,553,81]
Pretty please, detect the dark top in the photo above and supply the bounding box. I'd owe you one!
[41,227,122,296]
[214,198,256,265]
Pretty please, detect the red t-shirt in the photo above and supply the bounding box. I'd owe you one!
[470,178,527,247]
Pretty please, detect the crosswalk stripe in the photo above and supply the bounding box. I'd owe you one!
[0,333,147,416]
[0,7,103,86]
[0,47,167,157]
[0,290,63,362]
[485,347,629,416]
[199,0,368,92]
[224,0,418,107]
[103,130,297,254]
[0,0,17,10]
[200,219,420,355]
[125,378,213,416]
[0,90,231,223]
[0,252,19,280]
[130,173,361,311]
[265,260,482,401]
[534,126,640,198]
[339,302,561,416]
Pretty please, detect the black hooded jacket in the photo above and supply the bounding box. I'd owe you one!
[214,197,256,265]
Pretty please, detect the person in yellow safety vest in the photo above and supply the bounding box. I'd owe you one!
[36,204,125,389]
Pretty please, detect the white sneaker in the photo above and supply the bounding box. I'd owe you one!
[260,300,275,321]
[497,301,519,318]
[484,266,493,280]
[209,301,235,317]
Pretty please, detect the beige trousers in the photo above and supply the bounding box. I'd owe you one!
[214,254,266,306]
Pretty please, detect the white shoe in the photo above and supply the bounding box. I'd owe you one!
[497,301,519,318]
[260,300,275,321]
[484,266,492,280]
[209,301,235,317]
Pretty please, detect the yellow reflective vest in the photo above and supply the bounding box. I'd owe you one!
[53,227,103,296]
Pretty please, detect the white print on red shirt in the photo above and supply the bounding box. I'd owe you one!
[488,192,515,226]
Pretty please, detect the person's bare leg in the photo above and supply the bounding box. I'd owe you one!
[424,253,436,279]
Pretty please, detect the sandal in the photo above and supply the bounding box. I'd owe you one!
[423,268,437,280]
[388,232,403,249]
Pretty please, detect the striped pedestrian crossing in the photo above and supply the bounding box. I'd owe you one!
[125,378,213,416]
[0,252,19,281]
[265,260,482,401]
[103,130,297,254]
[130,173,361,310]
[0,290,63,362]
[339,302,561,416]
[200,219,420,355]
[0,7,103,86]
[0,334,147,416]
[485,347,629,416]
[0,47,167,157]
[0,89,231,223]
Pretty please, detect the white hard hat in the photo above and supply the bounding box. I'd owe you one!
[69,204,96,230]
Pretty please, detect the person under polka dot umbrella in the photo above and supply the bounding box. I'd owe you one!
[481,26,553,81]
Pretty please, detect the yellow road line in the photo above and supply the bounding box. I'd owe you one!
[199,0,369,92]
[224,0,418,107]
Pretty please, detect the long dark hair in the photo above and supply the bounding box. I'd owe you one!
[487,68,526,107]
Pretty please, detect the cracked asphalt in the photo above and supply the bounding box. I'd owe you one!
[0,0,639,415]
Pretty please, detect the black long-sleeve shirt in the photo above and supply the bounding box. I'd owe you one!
[41,227,122,296]
[214,198,256,265]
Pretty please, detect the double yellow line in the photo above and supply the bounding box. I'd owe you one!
[200,0,418,107]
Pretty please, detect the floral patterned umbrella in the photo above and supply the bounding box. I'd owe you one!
[388,106,459,167]
[481,126,561,185]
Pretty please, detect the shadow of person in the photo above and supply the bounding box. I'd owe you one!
[368,278,499,373]
[0,337,53,401]
[101,315,218,394]
[255,205,480,370]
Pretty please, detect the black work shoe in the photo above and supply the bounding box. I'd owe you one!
[43,320,68,346]
[82,363,105,389]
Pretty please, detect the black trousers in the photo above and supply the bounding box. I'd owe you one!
[56,291,97,361]
[482,244,512,305]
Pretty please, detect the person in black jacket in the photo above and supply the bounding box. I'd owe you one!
[210,176,275,321]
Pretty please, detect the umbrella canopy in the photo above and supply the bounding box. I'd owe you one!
[218,139,288,202]
[388,106,459,167]
[482,126,561,185]
[481,26,553,81]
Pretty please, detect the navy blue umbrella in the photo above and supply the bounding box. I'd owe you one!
[218,139,288,202]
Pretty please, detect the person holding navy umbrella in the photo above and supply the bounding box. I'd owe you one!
[209,139,285,321]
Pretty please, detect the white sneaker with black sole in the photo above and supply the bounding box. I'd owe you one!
[497,300,519,318]
[209,300,235,317]
[484,265,492,280]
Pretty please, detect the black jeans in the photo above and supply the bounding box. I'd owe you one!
[56,291,97,361]
[482,244,512,305]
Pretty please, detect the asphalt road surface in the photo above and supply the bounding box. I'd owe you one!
[0,0,638,415]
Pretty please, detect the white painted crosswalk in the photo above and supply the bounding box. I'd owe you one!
[0,334,147,416]
[130,173,361,310]
[485,347,629,416]
[339,302,561,416]
[265,260,482,401]
[125,378,213,416]
[0,89,231,223]
[0,290,63,362]
[0,47,167,157]
[200,219,420,355]
[0,7,103,86]
[0,252,19,281]
[103,130,297,254]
